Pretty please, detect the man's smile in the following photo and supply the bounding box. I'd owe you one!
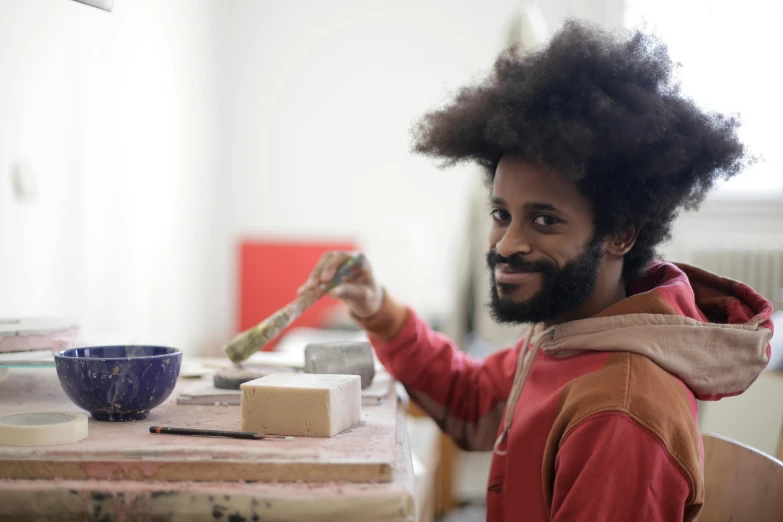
[493,265,541,286]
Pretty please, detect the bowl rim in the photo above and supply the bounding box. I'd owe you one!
[54,345,182,360]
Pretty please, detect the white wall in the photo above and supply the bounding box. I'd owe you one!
[1,0,527,354]
[209,0,522,343]
[0,0,630,355]
[0,0,218,352]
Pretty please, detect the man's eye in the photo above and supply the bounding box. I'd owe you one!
[533,215,559,226]
[491,209,510,222]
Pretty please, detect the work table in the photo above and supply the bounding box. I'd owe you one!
[0,365,416,521]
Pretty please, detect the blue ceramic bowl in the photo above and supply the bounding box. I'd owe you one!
[54,345,182,422]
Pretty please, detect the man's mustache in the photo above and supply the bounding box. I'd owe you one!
[486,250,553,274]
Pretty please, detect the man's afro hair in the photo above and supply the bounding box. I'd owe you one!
[413,20,747,280]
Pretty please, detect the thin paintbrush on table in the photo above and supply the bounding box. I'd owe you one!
[149,426,292,441]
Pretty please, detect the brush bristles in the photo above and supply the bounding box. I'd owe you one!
[223,329,268,364]
[223,311,289,363]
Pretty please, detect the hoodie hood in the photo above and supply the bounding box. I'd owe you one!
[536,261,774,401]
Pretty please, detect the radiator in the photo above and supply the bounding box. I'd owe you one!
[661,235,783,310]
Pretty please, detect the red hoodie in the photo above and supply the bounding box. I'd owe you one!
[356,262,774,522]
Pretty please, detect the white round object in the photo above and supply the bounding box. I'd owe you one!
[0,411,88,447]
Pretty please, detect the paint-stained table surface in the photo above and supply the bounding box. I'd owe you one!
[0,366,415,522]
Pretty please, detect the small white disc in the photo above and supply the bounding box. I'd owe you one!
[0,411,88,446]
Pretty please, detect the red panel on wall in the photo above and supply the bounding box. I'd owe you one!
[238,240,356,351]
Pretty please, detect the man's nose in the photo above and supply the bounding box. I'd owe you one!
[493,226,532,260]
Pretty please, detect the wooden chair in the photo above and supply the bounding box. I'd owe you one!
[701,433,783,522]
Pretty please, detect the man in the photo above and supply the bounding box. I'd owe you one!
[299,20,774,522]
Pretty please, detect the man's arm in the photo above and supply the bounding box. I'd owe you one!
[551,412,696,522]
[358,291,521,451]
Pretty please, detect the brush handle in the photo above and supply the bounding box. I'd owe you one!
[224,253,367,363]
[149,426,290,440]
[256,252,367,333]
[291,253,368,311]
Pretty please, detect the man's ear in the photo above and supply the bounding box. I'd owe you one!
[606,225,639,257]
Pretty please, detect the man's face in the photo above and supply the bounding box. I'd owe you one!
[487,156,605,325]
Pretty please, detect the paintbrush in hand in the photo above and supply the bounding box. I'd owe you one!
[223,253,367,364]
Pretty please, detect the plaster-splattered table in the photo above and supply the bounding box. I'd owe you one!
[0,367,415,521]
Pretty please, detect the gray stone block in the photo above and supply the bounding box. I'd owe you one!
[304,342,375,389]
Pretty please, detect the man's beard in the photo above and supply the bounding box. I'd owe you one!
[487,235,604,325]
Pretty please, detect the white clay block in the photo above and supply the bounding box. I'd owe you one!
[240,373,361,437]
